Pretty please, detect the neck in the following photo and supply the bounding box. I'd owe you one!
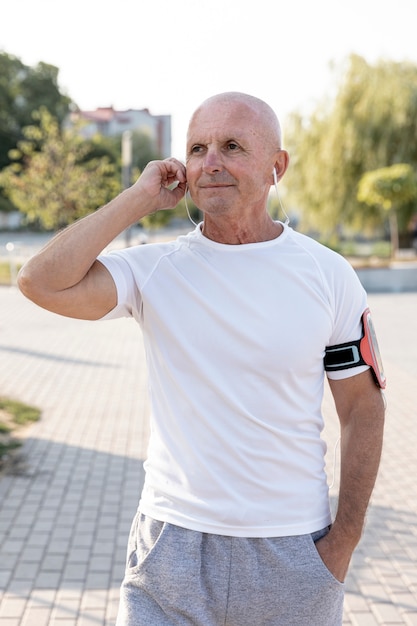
[201,213,283,244]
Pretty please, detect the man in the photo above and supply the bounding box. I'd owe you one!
[18,92,385,625]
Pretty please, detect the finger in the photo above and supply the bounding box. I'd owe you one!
[167,179,186,203]
[163,158,187,184]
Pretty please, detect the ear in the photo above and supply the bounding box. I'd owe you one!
[271,150,290,184]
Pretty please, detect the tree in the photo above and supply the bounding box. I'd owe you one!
[0,52,71,171]
[0,108,120,230]
[283,55,417,240]
[357,164,417,257]
[0,52,73,212]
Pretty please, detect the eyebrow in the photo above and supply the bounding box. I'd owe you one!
[187,134,244,147]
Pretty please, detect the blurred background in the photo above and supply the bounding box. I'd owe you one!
[1,0,417,276]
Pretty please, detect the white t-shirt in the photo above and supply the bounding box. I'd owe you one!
[98,223,368,537]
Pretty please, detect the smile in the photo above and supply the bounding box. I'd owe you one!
[199,184,234,189]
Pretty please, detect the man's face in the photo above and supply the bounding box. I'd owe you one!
[185,100,277,218]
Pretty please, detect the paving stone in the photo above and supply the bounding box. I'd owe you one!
[372,601,405,623]
[345,592,370,612]
[50,598,80,620]
[350,613,379,626]
[21,606,52,626]
[0,598,26,618]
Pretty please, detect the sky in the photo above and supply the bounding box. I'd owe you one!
[1,0,417,158]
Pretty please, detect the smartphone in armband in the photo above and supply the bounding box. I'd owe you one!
[324,308,386,389]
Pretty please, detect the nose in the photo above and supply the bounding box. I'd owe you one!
[202,147,223,174]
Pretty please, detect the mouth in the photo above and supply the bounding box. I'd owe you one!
[199,183,234,189]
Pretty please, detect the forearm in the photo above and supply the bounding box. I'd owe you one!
[18,186,147,295]
[316,374,385,582]
[334,389,385,545]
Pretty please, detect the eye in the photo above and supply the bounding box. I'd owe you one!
[226,141,239,151]
[190,145,204,154]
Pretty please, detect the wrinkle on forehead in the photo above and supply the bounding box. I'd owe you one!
[187,92,282,149]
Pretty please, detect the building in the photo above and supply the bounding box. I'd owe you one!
[67,106,171,158]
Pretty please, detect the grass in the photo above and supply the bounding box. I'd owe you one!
[0,397,41,465]
[0,398,41,426]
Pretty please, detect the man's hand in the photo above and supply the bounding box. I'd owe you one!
[132,158,187,214]
[314,526,355,583]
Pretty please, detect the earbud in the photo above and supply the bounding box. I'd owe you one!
[272,167,290,226]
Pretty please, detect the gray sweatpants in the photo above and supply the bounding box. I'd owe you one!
[116,513,344,626]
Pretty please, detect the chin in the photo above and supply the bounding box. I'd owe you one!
[199,200,232,215]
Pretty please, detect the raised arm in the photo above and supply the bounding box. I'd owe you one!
[315,369,385,582]
[18,158,186,320]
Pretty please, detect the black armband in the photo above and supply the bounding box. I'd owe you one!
[324,308,386,389]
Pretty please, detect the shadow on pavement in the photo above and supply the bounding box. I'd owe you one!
[0,438,145,624]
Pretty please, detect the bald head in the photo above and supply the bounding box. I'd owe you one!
[188,92,283,150]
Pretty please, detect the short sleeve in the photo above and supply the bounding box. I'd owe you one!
[97,252,142,321]
[325,257,370,381]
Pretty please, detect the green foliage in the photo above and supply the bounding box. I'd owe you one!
[358,164,417,210]
[0,52,73,213]
[0,52,72,171]
[283,55,417,240]
[0,108,121,229]
[357,163,417,256]
[0,193,15,212]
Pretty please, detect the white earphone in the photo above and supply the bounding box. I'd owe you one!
[272,167,290,225]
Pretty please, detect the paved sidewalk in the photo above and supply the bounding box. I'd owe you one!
[0,286,416,625]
